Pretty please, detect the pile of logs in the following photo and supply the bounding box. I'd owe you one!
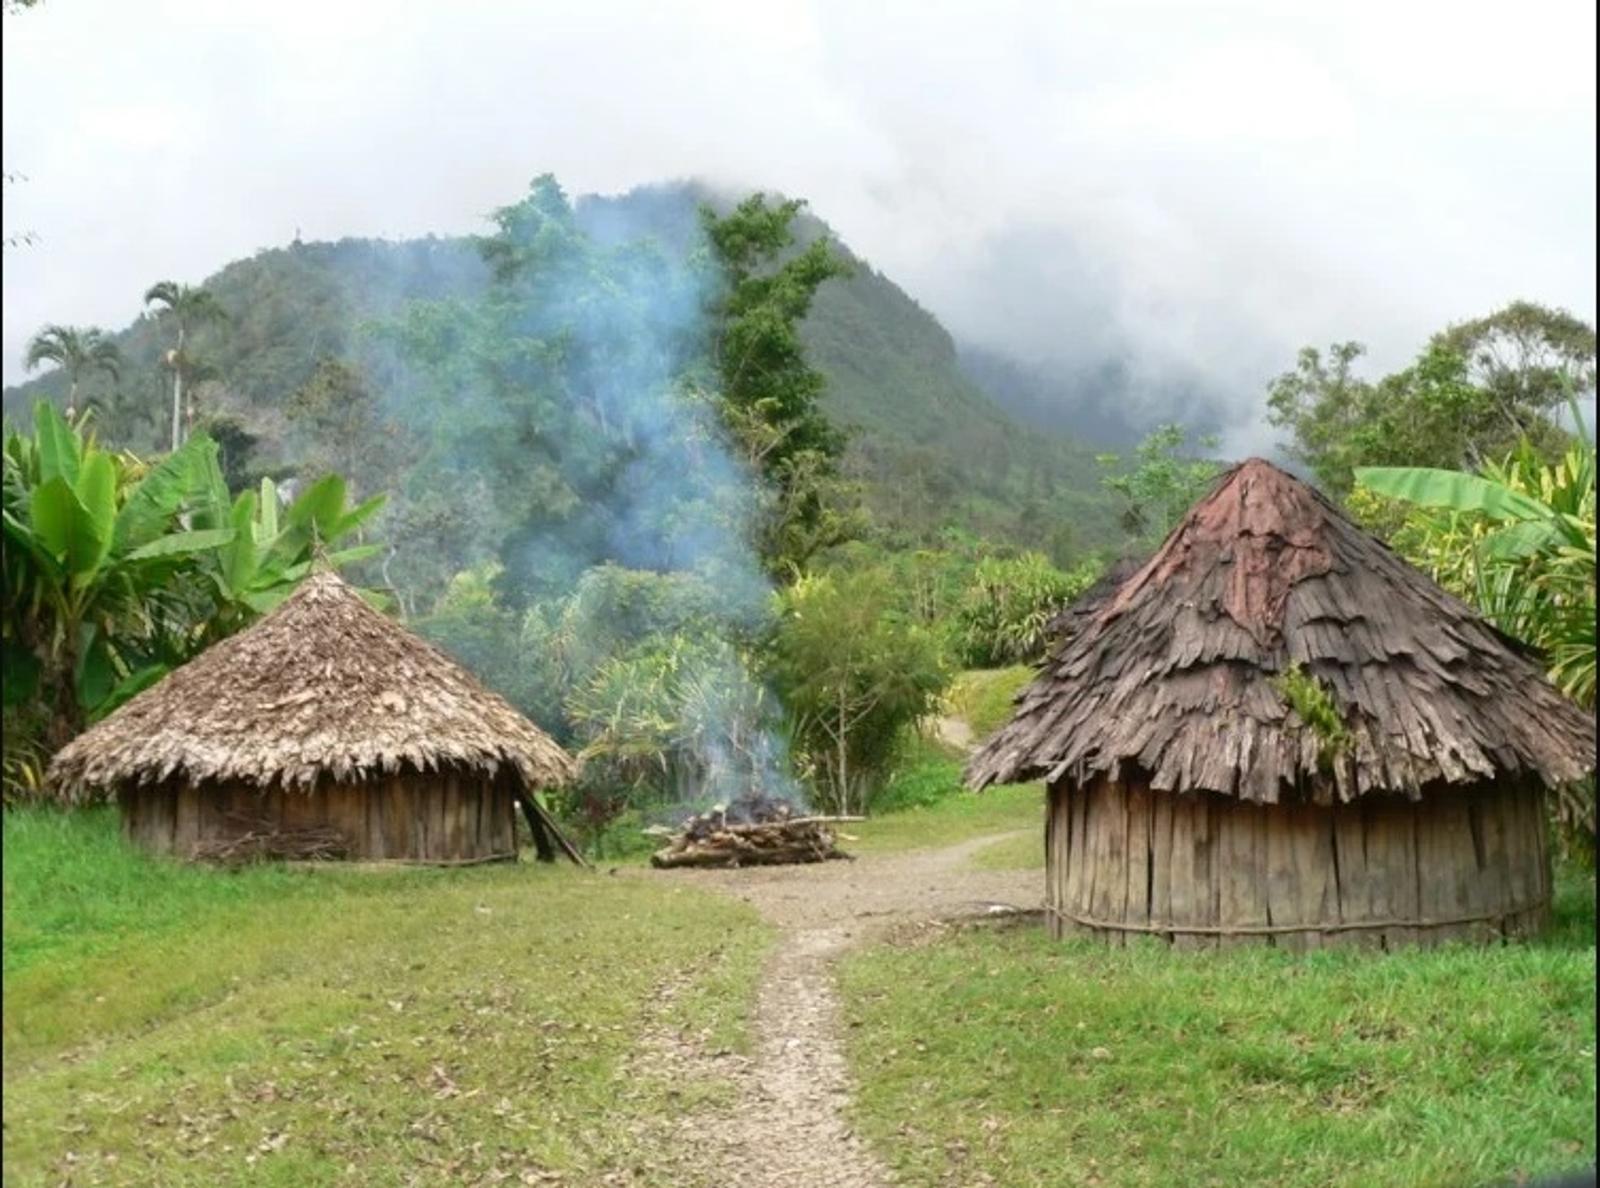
[649,796,858,869]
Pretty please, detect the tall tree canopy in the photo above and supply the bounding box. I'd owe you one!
[1268,302,1596,497]
[702,194,858,573]
[143,280,229,451]
[23,326,120,418]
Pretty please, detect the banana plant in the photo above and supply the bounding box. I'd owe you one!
[1356,398,1595,708]
[187,469,387,643]
[3,402,233,739]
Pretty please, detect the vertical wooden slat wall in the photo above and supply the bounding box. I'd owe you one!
[1046,777,1551,950]
[116,770,523,864]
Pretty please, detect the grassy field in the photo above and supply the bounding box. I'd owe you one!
[9,775,1594,1187]
[853,723,1043,855]
[3,807,770,1187]
[946,665,1035,741]
[968,827,1044,870]
[840,867,1598,1188]
[852,774,1042,856]
[848,781,1042,855]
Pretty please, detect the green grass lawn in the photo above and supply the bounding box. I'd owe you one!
[3,807,770,1187]
[852,725,1043,855]
[849,781,1042,855]
[968,827,1044,870]
[11,790,1593,1188]
[946,666,1036,741]
[852,775,1043,855]
[840,867,1598,1188]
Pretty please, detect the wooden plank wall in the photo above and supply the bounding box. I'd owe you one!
[1046,777,1551,950]
[119,771,519,863]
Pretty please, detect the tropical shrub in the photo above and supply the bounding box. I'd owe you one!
[1357,417,1597,856]
[565,634,785,828]
[3,403,234,751]
[954,552,1100,667]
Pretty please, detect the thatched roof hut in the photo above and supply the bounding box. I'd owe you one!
[967,459,1595,949]
[50,572,582,865]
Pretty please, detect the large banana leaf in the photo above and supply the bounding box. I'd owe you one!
[73,623,118,711]
[1482,518,1565,561]
[220,490,259,597]
[125,528,236,561]
[30,478,108,577]
[1355,466,1553,522]
[33,403,80,489]
[285,474,348,535]
[333,492,387,538]
[257,476,279,541]
[325,543,384,567]
[74,453,118,574]
[186,435,234,532]
[113,434,218,554]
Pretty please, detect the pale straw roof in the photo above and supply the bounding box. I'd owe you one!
[50,572,576,801]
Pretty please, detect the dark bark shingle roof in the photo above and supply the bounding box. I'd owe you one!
[966,459,1596,802]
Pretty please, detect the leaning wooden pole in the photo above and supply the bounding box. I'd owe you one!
[517,788,588,867]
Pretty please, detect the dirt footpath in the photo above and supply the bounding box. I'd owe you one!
[630,832,1040,1186]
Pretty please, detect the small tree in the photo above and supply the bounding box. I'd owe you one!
[772,570,947,814]
[1098,423,1223,544]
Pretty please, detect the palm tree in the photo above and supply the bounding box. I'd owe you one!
[143,281,228,451]
[23,325,121,418]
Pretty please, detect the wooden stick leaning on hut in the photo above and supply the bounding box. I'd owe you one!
[517,789,589,867]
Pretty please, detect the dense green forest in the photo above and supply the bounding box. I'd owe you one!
[3,182,1121,561]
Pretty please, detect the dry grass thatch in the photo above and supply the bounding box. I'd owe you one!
[49,572,577,801]
[967,459,1596,803]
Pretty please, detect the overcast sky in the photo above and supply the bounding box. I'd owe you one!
[4,0,1595,448]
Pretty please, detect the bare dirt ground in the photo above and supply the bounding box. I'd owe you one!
[929,713,976,754]
[627,831,1040,1186]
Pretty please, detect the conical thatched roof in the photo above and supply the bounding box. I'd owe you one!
[967,459,1596,803]
[50,572,577,801]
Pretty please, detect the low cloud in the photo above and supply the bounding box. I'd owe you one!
[4,0,1594,452]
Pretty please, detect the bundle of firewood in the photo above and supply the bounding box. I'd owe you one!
[192,826,349,865]
[649,814,856,869]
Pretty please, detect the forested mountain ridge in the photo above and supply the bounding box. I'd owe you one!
[3,184,1120,559]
